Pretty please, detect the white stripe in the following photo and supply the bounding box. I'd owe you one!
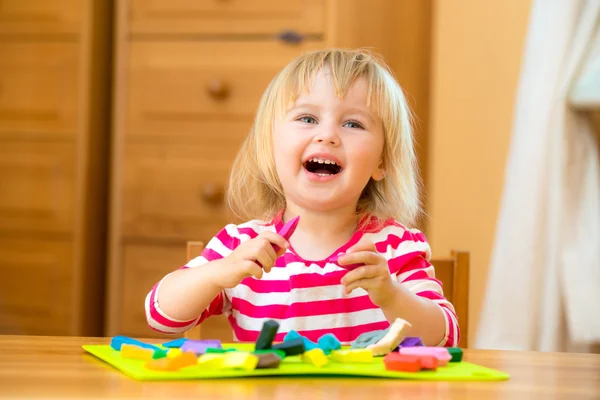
[204,237,234,258]
[362,225,407,243]
[435,304,451,347]
[231,307,387,334]
[396,265,435,282]
[144,290,199,334]
[403,279,443,294]
[186,256,209,268]
[228,283,368,307]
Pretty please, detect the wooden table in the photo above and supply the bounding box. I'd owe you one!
[1,336,599,399]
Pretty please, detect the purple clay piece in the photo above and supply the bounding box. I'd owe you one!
[329,254,363,271]
[397,336,424,349]
[180,340,223,355]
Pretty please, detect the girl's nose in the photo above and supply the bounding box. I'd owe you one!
[313,123,340,146]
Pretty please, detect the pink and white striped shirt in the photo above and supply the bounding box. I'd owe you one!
[145,215,460,347]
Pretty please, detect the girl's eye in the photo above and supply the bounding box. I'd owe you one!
[298,115,317,124]
[343,120,364,129]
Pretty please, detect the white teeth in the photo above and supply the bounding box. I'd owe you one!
[308,157,338,166]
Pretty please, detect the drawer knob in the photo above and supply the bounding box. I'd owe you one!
[206,79,230,100]
[201,183,224,204]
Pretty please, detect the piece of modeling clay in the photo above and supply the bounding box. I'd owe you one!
[162,338,187,348]
[447,347,463,362]
[351,328,389,349]
[367,318,412,356]
[110,336,160,352]
[120,344,154,361]
[180,340,222,355]
[330,349,373,363]
[399,347,452,366]
[317,333,341,355]
[255,320,280,350]
[222,352,259,370]
[383,353,422,372]
[302,348,328,367]
[272,338,305,356]
[256,352,282,369]
[284,330,319,351]
[399,336,424,348]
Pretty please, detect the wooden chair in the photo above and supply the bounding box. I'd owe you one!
[184,241,470,347]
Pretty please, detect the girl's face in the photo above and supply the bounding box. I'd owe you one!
[273,69,385,213]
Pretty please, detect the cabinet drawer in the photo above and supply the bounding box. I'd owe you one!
[129,0,324,36]
[0,142,74,234]
[118,242,234,339]
[0,237,72,335]
[121,139,242,241]
[127,41,322,136]
[0,0,81,35]
[0,42,78,136]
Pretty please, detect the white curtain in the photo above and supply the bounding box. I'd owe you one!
[476,0,600,352]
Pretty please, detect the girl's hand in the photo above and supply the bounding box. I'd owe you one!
[213,231,289,289]
[339,238,395,307]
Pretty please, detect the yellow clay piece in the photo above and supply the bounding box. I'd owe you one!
[302,348,328,367]
[222,352,259,371]
[120,344,154,361]
[197,353,227,369]
[330,349,373,363]
[167,348,183,359]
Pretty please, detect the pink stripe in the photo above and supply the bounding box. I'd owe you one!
[148,283,198,328]
[373,230,426,253]
[215,229,240,250]
[201,248,225,262]
[415,290,445,301]
[231,319,391,343]
[230,295,378,319]
[442,307,458,346]
[240,270,348,293]
[237,227,261,238]
[401,269,432,283]
[388,252,428,275]
[198,293,225,324]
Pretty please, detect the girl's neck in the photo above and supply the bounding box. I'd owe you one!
[283,204,358,239]
[281,204,360,261]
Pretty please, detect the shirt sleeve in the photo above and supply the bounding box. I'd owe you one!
[144,225,238,334]
[381,226,461,347]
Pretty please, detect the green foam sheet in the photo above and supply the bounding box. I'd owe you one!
[83,343,509,381]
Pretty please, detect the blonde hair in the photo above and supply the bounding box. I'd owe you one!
[227,48,422,227]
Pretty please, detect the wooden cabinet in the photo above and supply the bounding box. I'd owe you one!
[107,0,432,337]
[0,1,112,336]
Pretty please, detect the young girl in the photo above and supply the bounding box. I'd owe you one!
[145,49,459,347]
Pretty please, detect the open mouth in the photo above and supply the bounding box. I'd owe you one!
[303,158,343,176]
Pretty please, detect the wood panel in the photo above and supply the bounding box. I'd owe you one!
[0,237,72,335]
[126,41,323,137]
[0,42,78,137]
[0,141,74,234]
[0,0,81,35]
[119,242,187,337]
[121,140,238,241]
[129,0,325,35]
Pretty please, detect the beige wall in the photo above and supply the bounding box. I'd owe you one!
[427,0,533,344]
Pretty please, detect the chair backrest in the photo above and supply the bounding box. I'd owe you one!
[184,241,470,347]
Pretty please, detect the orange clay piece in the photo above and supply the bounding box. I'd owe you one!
[146,351,197,371]
[121,344,154,361]
[383,353,422,372]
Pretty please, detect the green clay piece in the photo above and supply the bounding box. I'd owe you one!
[253,349,286,359]
[448,347,463,362]
[206,347,236,354]
[152,349,168,359]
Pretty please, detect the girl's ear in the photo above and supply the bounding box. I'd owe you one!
[371,161,385,181]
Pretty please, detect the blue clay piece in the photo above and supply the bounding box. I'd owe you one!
[350,329,389,349]
[110,336,161,351]
[317,333,341,355]
[284,330,319,351]
[162,338,187,348]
